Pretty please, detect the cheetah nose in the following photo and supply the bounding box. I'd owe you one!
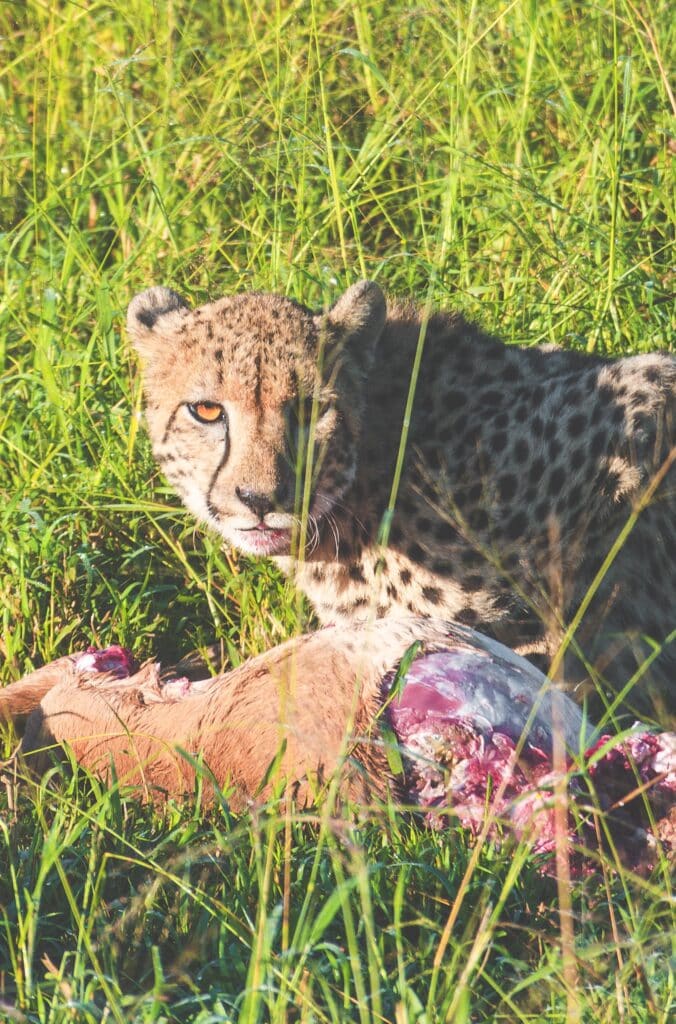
[235,487,275,520]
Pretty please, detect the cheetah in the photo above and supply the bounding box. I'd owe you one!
[127,281,676,717]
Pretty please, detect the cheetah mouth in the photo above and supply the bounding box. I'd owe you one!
[232,525,292,556]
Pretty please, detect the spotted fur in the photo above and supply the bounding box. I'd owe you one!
[127,282,676,715]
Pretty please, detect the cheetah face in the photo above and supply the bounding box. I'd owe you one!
[127,281,386,558]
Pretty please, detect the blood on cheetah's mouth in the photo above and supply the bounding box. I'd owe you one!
[232,525,292,556]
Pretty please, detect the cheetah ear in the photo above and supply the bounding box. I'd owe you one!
[316,280,386,364]
[127,287,190,358]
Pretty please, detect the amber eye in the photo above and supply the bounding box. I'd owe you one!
[188,401,225,424]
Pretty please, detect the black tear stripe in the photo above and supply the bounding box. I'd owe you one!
[254,351,262,409]
[206,424,231,517]
[161,404,183,445]
[289,368,301,405]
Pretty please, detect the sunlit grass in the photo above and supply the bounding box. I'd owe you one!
[0,0,674,1020]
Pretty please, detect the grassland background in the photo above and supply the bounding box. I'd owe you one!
[0,0,674,1020]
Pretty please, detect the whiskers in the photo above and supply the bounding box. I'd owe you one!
[322,510,341,558]
[288,489,367,560]
[305,513,323,557]
[288,512,322,557]
[314,489,369,539]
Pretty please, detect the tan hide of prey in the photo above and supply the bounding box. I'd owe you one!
[5,619,445,808]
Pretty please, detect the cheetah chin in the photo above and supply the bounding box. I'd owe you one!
[229,525,293,557]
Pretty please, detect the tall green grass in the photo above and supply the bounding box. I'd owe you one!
[1,0,674,1020]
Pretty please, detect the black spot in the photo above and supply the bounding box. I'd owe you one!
[461,547,483,568]
[422,586,441,605]
[407,542,425,561]
[503,552,520,572]
[498,474,518,502]
[206,323,214,340]
[503,362,520,382]
[469,509,489,532]
[548,466,566,497]
[565,387,581,406]
[454,354,473,375]
[532,415,544,436]
[431,559,454,573]
[570,447,587,471]
[544,420,557,441]
[435,520,459,541]
[136,309,159,329]
[528,457,545,484]
[506,511,528,539]
[567,413,586,437]
[445,389,468,408]
[631,411,653,437]
[611,404,625,424]
[481,389,502,406]
[461,423,481,446]
[462,574,484,592]
[601,471,622,500]
[548,438,562,460]
[416,516,432,531]
[348,563,366,584]
[514,439,529,462]
[390,523,403,544]
[555,494,569,516]
[387,583,399,599]
[456,606,479,626]
[590,430,608,458]
[466,483,482,503]
[492,432,508,454]
[400,568,412,585]
[514,405,528,423]
[214,347,224,362]
[531,385,545,404]
[494,412,509,429]
[534,501,550,523]
[418,479,437,501]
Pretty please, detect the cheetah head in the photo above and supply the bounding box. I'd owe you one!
[127,281,386,557]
